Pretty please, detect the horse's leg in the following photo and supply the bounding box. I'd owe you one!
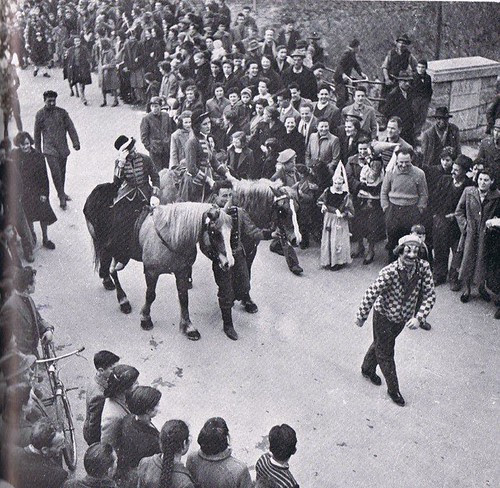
[175,268,200,341]
[140,269,159,330]
[99,249,115,291]
[111,268,131,314]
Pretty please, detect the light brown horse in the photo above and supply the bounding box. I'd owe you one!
[84,183,233,340]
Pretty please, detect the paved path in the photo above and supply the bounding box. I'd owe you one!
[11,67,499,487]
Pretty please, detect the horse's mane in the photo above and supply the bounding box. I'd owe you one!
[152,202,232,252]
[232,178,282,226]
[153,202,211,252]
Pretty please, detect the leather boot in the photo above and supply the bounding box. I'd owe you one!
[222,308,238,340]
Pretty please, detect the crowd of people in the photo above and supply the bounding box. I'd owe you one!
[0,0,500,485]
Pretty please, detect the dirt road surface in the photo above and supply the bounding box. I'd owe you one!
[11,67,499,488]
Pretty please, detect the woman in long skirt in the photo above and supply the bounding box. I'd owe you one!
[318,163,354,270]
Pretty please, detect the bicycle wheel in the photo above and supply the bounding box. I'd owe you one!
[54,393,77,470]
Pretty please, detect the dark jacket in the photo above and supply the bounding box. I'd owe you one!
[282,66,318,101]
[283,129,306,166]
[137,454,195,488]
[63,476,116,488]
[411,72,433,100]
[34,106,80,158]
[276,29,301,52]
[83,376,106,445]
[421,123,461,166]
[383,86,414,145]
[7,446,68,488]
[140,112,175,155]
[227,146,256,180]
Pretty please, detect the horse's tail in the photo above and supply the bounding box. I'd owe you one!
[83,183,117,272]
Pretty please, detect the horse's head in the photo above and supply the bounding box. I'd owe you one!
[200,207,234,271]
[270,185,302,246]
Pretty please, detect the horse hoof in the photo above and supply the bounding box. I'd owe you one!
[120,302,132,314]
[186,330,201,341]
[141,318,154,330]
[102,278,115,291]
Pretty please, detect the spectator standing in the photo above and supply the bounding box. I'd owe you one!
[410,60,433,137]
[83,350,120,445]
[255,424,299,488]
[476,117,500,185]
[341,86,378,139]
[187,417,253,488]
[421,107,461,167]
[34,90,80,210]
[12,132,57,251]
[62,443,118,488]
[140,97,175,171]
[137,420,195,488]
[66,36,92,105]
[381,148,428,262]
[98,39,120,107]
[282,50,318,102]
[456,168,500,303]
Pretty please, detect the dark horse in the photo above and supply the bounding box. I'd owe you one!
[84,183,234,340]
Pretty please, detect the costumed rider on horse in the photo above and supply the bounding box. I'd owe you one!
[110,135,160,273]
[210,180,273,340]
[180,110,235,202]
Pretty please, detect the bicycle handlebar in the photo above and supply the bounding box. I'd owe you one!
[36,346,85,364]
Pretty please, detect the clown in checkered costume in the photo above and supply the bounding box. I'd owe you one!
[356,234,436,406]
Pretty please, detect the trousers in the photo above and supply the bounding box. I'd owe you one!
[269,234,300,270]
[45,155,68,198]
[150,150,169,172]
[362,310,405,393]
[385,203,421,261]
[212,249,251,310]
[432,214,460,282]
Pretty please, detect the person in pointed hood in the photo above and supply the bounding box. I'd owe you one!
[317,161,355,270]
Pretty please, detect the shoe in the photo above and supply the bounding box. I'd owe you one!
[223,324,238,340]
[362,369,382,386]
[460,291,470,303]
[59,196,67,210]
[388,390,405,406]
[363,251,374,265]
[100,101,107,107]
[111,100,119,107]
[449,280,461,292]
[83,99,88,106]
[299,241,309,250]
[478,285,491,302]
[43,72,51,78]
[419,321,431,331]
[290,265,303,275]
[25,253,35,263]
[42,240,56,250]
[330,264,343,271]
[33,68,38,77]
[70,91,74,97]
[351,247,365,259]
[243,299,258,313]
[64,194,72,201]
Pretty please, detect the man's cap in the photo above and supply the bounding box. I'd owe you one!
[290,49,306,58]
[393,234,422,254]
[247,39,260,51]
[149,96,163,106]
[277,148,297,163]
[430,106,453,119]
[396,33,411,45]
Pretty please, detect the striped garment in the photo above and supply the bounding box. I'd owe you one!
[356,258,436,325]
[255,453,299,488]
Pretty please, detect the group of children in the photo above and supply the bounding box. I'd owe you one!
[80,350,300,488]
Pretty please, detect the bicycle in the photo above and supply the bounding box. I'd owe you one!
[35,344,85,471]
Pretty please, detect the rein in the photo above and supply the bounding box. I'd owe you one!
[151,210,177,253]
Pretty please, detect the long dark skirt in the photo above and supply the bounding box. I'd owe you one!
[111,196,146,263]
[355,198,386,243]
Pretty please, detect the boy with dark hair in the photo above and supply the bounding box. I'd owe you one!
[83,350,120,445]
[256,424,299,488]
[63,442,117,487]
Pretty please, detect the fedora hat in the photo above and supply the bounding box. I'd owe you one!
[393,69,413,81]
[290,49,306,58]
[396,33,411,45]
[430,106,453,119]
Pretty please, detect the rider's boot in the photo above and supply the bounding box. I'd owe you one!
[222,308,238,340]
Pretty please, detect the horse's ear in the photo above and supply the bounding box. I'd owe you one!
[207,207,220,221]
[269,185,281,197]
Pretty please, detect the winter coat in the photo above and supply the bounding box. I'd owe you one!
[455,187,500,286]
[98,48,119,92]
[421,123,461,166]
[140,112,175,155]
[66,45,92,85]
[227,146,256,180]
